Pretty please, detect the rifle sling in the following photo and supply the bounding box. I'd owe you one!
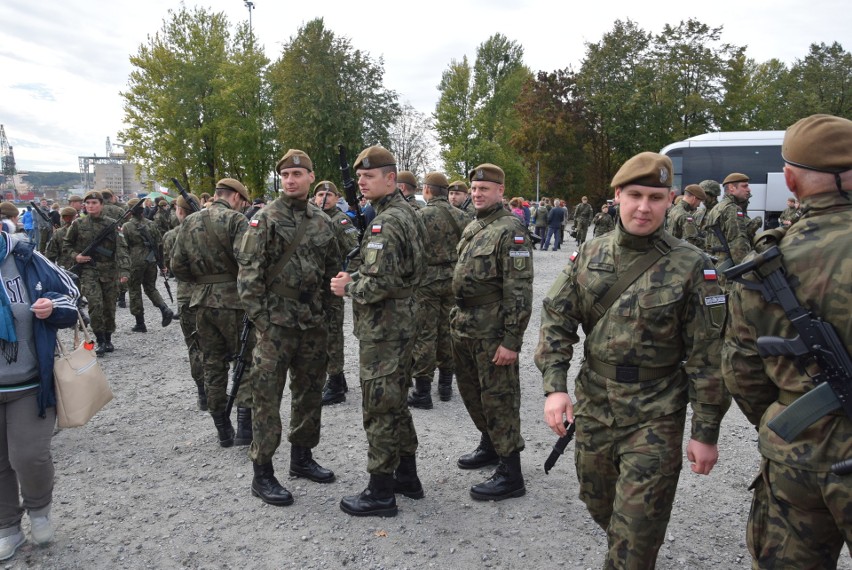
[266,209,311,287]
[435,202,463,240]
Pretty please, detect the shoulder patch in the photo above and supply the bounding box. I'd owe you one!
[703,269,717,281]
[371,224,382,234]
[509,250,530,258]
[569,251,579,262]
[250,218,260,227]
[513,234,525,244]
[340,218,350,225]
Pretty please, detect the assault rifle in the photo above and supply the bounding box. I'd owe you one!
[69,200,143,275]
[544,421,575,474]
[139,225,173,304]
[724,247,851,475]
[338,145,366,237]
[170,178,201,213]
[225,314,252,417]
[30,201,55,228]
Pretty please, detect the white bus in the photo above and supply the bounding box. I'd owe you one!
[661,131,790,229]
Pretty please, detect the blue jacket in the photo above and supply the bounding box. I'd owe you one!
[547,205,566,228]
[22,210,34,231]
[3,233,80,416]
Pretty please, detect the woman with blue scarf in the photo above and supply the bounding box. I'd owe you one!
[0,231,79,560]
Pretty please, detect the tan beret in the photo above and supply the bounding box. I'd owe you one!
[423,172,449,189]
[683,184,707,201]
[100,188,114,198]
[611,152,673,188]
[699,179,721,197]
[176,193,200,211]
[0,202,18,218]
[67,195,83,203]
[468,163,505,185]
[276,149,313,173]
[313,180,339,196]
[127,198,141,209]
[84,191,103,202]
[782,114,852,173]
[60,207,77,217]
[353,146,396,170]
[216,178,250,201]
[397,171,418,188]
[722,172,750,185]
[448,180,469,193]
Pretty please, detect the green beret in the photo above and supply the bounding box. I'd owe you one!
[698,180,721,197]
[397,171,418,188]
[448,180,469,193]
[468,163,505,185]
[313,180,339,196]
[60,206,77,217]
[100,188,114,198]
[84,191,103,203]
[423,172,449,189]
[276,149,313,173]
[176,193,200,211]
[353,146,396,170]
[0,202,18,218]
[611,152,672,188]
[782,114,852,173]
[216,178,250,202]
[722,172,750,185]
[127,198,141,209]
[683,184,707,201]
[67,195,83,203]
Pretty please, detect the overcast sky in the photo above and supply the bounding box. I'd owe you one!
[1,0,848,172]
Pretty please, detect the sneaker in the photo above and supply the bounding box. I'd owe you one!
[0,529,25,560]
[30,515,54,545]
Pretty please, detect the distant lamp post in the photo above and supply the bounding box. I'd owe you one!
[244,1,255,39]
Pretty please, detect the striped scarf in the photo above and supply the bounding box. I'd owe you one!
[0,232,18,364]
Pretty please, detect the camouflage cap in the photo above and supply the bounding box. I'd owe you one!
[127,198,141,209]
[216,178,250,202]
[60,206,77,217]
[423,171,449,189]
[353,146,396,170]
[176,193,200,211]
[448,180,469,193]
[782,114,852,173]
[67,195,83,203]
[683,184,707,201]
[698,179,721,197]
[313,180,339,196]
[0,202,18,218]
[276,149,313,173]
[468,163,505,185]
[722,172,750,185]
[84,190,103,202]
[611,152,672,188]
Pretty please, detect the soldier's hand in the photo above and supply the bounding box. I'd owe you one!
[30,298,54,320]
[492,345,518,366]
[544,392,574,437]
[686,439,718,475]
[75,254,92,264]
[120,276,128,284]
[330,271,351,297]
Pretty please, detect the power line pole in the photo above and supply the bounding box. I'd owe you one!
[244,1,254,40]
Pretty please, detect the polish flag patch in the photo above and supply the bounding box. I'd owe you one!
[513,235,525,244]
[250,219,260,227]
[704,269,717,280]
[737,211,744,218]
[570,251,579,262]
[340,218,350,225]
[371,224,382,234]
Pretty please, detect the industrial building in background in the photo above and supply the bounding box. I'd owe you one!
[79,137,151,198]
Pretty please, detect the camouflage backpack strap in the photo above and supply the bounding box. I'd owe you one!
[265,208,312,287]
[201,209,239,277]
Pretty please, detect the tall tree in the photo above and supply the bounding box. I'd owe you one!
[434,56,475,180]
[787,42,852,120]
[388,102,437,175]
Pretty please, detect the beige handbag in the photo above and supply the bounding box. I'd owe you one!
[53,313,113,428]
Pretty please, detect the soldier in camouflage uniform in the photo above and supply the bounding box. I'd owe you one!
[722,114,852,568]
[170,179,254,448]
[397,171,422,211]
[666,183,707,248]
[592,203,615,237]
[331,146,427,517]
[44,207,77,270]
[693,179,720,235]
[451,163,533,502]
[64,191,130,355]
[407,172,469,409]
[122,199,173,333]
[154,198,179,236]
[536,152,728,569]
[312,181,360,406]
[235,150,340,507]
[448,180,475,220]
[703,172,753,273]
[162,194,207,411]
[572,196,594,246]
[100,190,128,308]
[777,196,800,227]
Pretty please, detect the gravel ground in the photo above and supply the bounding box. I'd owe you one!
[9,233,851,569]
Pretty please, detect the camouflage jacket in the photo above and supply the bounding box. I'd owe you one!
[535,221,728,443]
[103,203,126,223]
[345,191,427,342]
[723,191,852,470]
[323,205,360,267]
[667,200,703,248]
[122,216,161,268]
[162,226,191,305]
[592,212,615,237]
[170,199,247,309]
[703,194,751,265]
[404,194,423,211]
[450,204,533,352]
[236,195,339,332]
[63,213,130,279]
[574,202,594,223]
[417,196,469,286]
[155,208,179,235]
[778,205,800,225]
[45,223,74,269]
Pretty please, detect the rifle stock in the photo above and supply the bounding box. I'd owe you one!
[338,145,366,236]
[225,314,252,417]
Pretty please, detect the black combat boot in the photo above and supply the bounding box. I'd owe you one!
[393,455,424,499]
[234,407,252,446]
[251,462,294,506]
[131,314,147,333]
[211,411,234,447]
[437,369,454,401]
[197,385,208,411]
[340,474,397,517]
[159,305,174,327]
[469,451,526,501]
[94,332,107,356]
[103,332,115,353]
[289,445,335,483]
[457,432,500,469]
[117,292,126,308]
[407,378,433,409]
[321,372,347,406]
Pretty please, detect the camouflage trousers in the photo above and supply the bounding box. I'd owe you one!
[451,335,524,457]
[360,339,418,475]
[128,262,165,316]
[411,278,454,380]
[79,270,118,333]
[575,409,686,570]
[195,306,253,416]
[574,219,590,244]
[178,302,204,390]
[325,297,345,376]
[746,457,852,568]
[248,324,327,465]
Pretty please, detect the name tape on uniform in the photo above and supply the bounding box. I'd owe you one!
[704,295,726,306]
[509,250,530,258]
[367,242,384,250]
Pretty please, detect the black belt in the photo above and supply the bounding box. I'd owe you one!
[270,283,316,304]
[587,356,680,383]
[455,290,502,309]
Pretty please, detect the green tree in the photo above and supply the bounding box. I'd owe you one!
[787,42,852,120]
[434,56,475,180]
[388,102,436,175]
[719,55,791,130]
